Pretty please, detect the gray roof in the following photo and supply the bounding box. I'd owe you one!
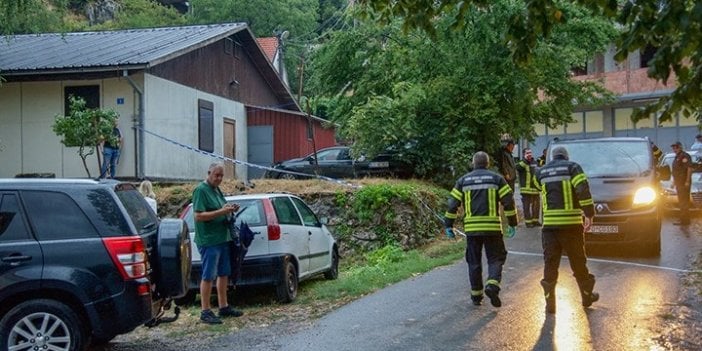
[0,23,247,73]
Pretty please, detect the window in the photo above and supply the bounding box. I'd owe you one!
[22,191,98,240]
[307,119,314,140]
[0,194,30,241]
[234,41,242,60]
[271,197,301,225]
[198,99,214,152]
[291,198,320,227]
[115,188,158,233]
[640,45,657,68]
[316,148,342,161]
[224,37,234,55]
[614,108,635,131]
[64,85,99,116]
[585,111,604,133]
[230,199,266,227]
[566,113,583,134]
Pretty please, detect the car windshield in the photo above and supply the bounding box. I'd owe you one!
[555,140,652,178]
[115,188,159,233]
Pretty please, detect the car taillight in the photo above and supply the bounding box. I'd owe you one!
[263,199,281,241]
[103,236,148,280]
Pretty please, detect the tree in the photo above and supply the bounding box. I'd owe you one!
[0,0,68,34]
[308,1,615,183]
[53,96,119,178]
[357,0,702,124]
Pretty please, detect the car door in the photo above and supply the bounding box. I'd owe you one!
[330,147,355,178]
[0,192,43,299]
[269,196,309,276]
[312,148,344,178]
[290,197,330,273]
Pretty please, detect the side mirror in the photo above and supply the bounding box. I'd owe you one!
[306,156,316,164]
[657,165,671,181]
[319,217,329,225]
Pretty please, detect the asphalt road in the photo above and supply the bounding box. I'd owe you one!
[219,215,702,351]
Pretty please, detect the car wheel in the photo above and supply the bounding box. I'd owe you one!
[174,290,197,306]
[276,258,298,303]
[279,173,297,180]
[0,299,87,351]
[156,219,192,299]
[324,249,339,280]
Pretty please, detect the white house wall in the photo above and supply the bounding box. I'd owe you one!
[0,78,136,179]
[143,74,248,180]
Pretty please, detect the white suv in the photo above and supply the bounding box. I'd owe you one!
[177,193,338,304]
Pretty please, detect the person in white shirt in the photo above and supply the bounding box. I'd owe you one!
[139,180,158,215]
[691,134,702,151]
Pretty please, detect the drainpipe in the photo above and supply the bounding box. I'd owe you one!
[123,70,145,179]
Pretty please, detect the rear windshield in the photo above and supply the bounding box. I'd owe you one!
[184,198,266,231]
[115,188,159,234]
[552,141,652,178]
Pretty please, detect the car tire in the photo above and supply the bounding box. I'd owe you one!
[174,290,197,306]
[276,258,298,303]
[156,219,192,299]
[323,248,339,280]
[279,173,297,180]
[0,299,87,351]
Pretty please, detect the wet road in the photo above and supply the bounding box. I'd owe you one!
[268,216,702,351]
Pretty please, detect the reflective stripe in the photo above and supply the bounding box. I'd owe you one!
[571,173,587,187]
[504,209,517,216]
[489,188,497,217]
[465,216,501,223]
[471,290,483,296]
[464,224,503,231]
[463,184,498,191]
[445,212,457,219]
[498,184,511,198]
[579,198,594,206]
[541,175,571,183]
[451,188,462,200]
[486,279,500,287]
[543,209,582,215]
[543,217,583,225]
[465,190,472,217]
[563,180,573,210]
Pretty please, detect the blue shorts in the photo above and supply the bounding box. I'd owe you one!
[199,242,231,281]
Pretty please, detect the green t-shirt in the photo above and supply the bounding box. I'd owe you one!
[192,181,230,248]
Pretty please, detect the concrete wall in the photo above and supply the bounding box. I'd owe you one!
[0,78,136,178]
[143,74,248,180]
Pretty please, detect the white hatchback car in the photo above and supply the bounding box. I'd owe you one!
[177,193,338,304]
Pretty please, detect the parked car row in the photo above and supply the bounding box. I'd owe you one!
[265,145,414,180]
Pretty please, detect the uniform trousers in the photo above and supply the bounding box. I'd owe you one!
[541,225,591,284]
[465,234,507,292]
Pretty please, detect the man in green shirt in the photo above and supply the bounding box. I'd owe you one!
[193,163,242,324]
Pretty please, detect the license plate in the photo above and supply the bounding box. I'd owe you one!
[588,225,618,234]
[369,161,389,168]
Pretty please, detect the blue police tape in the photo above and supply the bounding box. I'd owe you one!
[138,126,360,188]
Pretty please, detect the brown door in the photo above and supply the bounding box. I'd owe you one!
[223,118,236,179]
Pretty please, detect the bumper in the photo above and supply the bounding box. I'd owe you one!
[187,254,287,290]
[585,205,661,248]
[84,278,157,339]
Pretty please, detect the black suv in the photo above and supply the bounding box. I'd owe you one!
[0,179,191,350]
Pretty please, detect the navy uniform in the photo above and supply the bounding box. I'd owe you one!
[534,146,598,313]
[671,141,693,225]
[444,152,518,307]
[516,150,540,227]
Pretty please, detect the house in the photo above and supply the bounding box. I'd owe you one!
[0,23,335,180]
[529,44,699,154]
[256,36,289,87]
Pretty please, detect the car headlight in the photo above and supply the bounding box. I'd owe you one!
[633,186,657,205]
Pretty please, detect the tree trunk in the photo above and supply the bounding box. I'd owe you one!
[79,146,92,178]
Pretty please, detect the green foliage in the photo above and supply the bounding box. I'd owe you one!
[52,96,119,177]
[365,244,404,266]
[0,0,68,34]
[351,183,413,222]
[90,0,187,30]
[309,1,615,181]
[357,0,702,125]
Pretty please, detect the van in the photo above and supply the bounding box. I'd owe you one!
[546,137,670,255]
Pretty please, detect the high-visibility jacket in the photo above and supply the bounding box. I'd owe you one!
[444,168,518,235]
[534,157,595,227]
[516,158,539,195]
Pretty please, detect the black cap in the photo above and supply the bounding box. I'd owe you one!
[696,134,702,139]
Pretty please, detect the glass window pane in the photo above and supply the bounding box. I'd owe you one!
[614,108,635,131]
[637,115,655,129]
[22,191,98,240]
[567,113,583,134]
[548,124,565,135]
[679,112,698,127]
[271,197,302,225]
[291,198,320,227]
[585,111,604,132]
[0,194,29,241]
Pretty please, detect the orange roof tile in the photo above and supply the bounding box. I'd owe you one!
[257,37,278,63]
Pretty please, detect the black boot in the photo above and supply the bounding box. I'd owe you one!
[471,294,483,306]
[484,284,501,308]
[577,274,599,308]
[540,280,556,314]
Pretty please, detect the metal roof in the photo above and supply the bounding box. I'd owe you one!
[0,23,247,74]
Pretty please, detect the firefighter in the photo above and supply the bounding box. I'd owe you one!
[671,141,693,225]
[536,148,547,167]
[516,148,540,227]
[651,141,663,165]
[534,146,598,314]
[444,151,518,308]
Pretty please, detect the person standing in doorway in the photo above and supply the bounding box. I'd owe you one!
[534,146,598,314]
[193,163,243,324]
[516,148,540,227]
[671,141,693,225]
[100,118,123,179]
[444,151,518,308]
